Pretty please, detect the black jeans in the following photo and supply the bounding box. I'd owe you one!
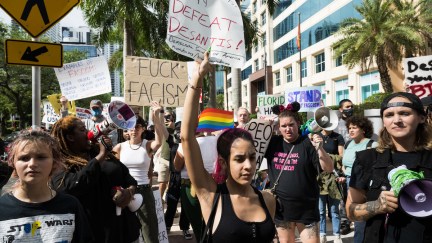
[164,171,190,230]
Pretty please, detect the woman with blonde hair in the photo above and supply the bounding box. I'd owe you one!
[0,130,92,242]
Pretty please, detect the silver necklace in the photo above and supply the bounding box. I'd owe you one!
[129,140,143,150]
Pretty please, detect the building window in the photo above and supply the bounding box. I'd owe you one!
[286,66,292,82]
[254,59,260,72]
[261,0,266,5]
[335,78,349,104]
[360,71,380,102]
[300,60,307,78]
[252,1,256,13]
[228,78,232,88]
[261,12,266,26]
[315,52,325,73]
[336,53,346,67]
[254,43,258,53]
[257,80,265,95]
[262,32,266,47]
[243,85,248,96]
[275,72,280,86]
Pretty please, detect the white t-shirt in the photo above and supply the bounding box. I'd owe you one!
[177,136,218,179]
[119,140,152,185]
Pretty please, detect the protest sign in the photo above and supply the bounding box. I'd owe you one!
[125,56,188,107]
[54,56,112,101]
[285,86,322,112]
[166,0,246,68]
[244,119,273,171]
[404,55,432,98]
[42,101,60,124]
[75,107,92,120]
[257,94,285,119]
[47,93,76,116]
[153,189,169,243]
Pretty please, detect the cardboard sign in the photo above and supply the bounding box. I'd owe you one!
[54,56,112,101]
[285,86,322,112]
[42,101,60,124]
[257,94,285,119]
[166,0,246,68]
[125,56,188,107]
[404,55,432,98]
[153,189,169,243]
[244,119,273,172]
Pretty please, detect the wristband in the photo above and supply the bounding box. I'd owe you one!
[160,109,164,113]
[189,83,202,90]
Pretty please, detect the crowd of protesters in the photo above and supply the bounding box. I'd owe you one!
[1,58,432,242]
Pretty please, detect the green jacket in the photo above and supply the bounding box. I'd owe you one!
[318,154,343,199]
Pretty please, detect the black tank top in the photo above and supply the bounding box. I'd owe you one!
[211,183,276,243]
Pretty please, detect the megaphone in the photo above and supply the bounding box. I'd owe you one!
[301,107,339,136]
[87,100,137,142]
[113,188,144,216]
[388,165,432,217]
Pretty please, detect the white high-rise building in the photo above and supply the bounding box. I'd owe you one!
[102,43,122,97]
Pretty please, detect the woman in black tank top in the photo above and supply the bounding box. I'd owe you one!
[181,52,276,242]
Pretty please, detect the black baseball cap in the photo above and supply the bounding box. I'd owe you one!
[380,92,426,117]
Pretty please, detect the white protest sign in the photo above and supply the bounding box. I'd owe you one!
[75,107,92,120]
[125,56,188,107]
[285,86,322,112]
[404,55,432,98]
[166,0,246,68]
[244,119,273,171]
[42,101,60,124]
[54,56,112,101]
[257,94,285,119]
[153,189,169,243]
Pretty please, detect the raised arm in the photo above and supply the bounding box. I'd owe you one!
[148,101,164,154]
[180,52,216,204]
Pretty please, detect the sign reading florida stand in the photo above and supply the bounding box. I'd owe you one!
[285,86,322,112]
[125,56,188,107]
[54,56,112,101]
[0,0,79,38]
[166,0,246,68]
[244,119,274,172]
[404,55,432,98]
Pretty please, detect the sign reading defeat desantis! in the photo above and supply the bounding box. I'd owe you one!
[166,0,246,68]
[125,56,188,107]
[404,55,432,98]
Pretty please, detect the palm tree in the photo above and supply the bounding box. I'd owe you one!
[231,0,278,112]
[333,0,432,93]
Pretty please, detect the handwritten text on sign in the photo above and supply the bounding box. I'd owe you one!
[285,86,322,112]
[404,55,432,98]
[244,119,273,171]
[54,56,112,101]
[125,56,188,107]
[257,94,285,118]
[42,101,60,125]
[153,189,169,243]
[166,0,246,68]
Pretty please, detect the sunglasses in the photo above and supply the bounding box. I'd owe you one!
[128,125,143,131]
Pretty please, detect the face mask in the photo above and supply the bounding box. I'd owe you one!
[91,108,102,117]
[342,108,354,118]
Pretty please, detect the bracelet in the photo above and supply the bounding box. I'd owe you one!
[160,109,164,113]
[188,83,202,90]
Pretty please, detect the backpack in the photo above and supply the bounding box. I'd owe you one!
[344,139,374,149]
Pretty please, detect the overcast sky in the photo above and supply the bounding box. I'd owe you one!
[0,6,87,28]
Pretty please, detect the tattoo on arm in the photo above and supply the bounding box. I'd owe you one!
[349,201,379,221]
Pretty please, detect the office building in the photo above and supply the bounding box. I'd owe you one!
[228,0,402,111]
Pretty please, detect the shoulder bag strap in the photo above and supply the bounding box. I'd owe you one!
[270,145,295,193]
[200,187,221,243]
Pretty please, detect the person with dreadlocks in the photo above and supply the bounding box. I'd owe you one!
[50,116,140,243]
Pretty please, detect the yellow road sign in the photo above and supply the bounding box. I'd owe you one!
[0,0,80,38]
[6,39,63,67]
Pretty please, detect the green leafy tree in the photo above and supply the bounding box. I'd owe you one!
[333,0,432,93]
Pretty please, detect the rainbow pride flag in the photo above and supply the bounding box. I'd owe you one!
[196,108,234,132]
